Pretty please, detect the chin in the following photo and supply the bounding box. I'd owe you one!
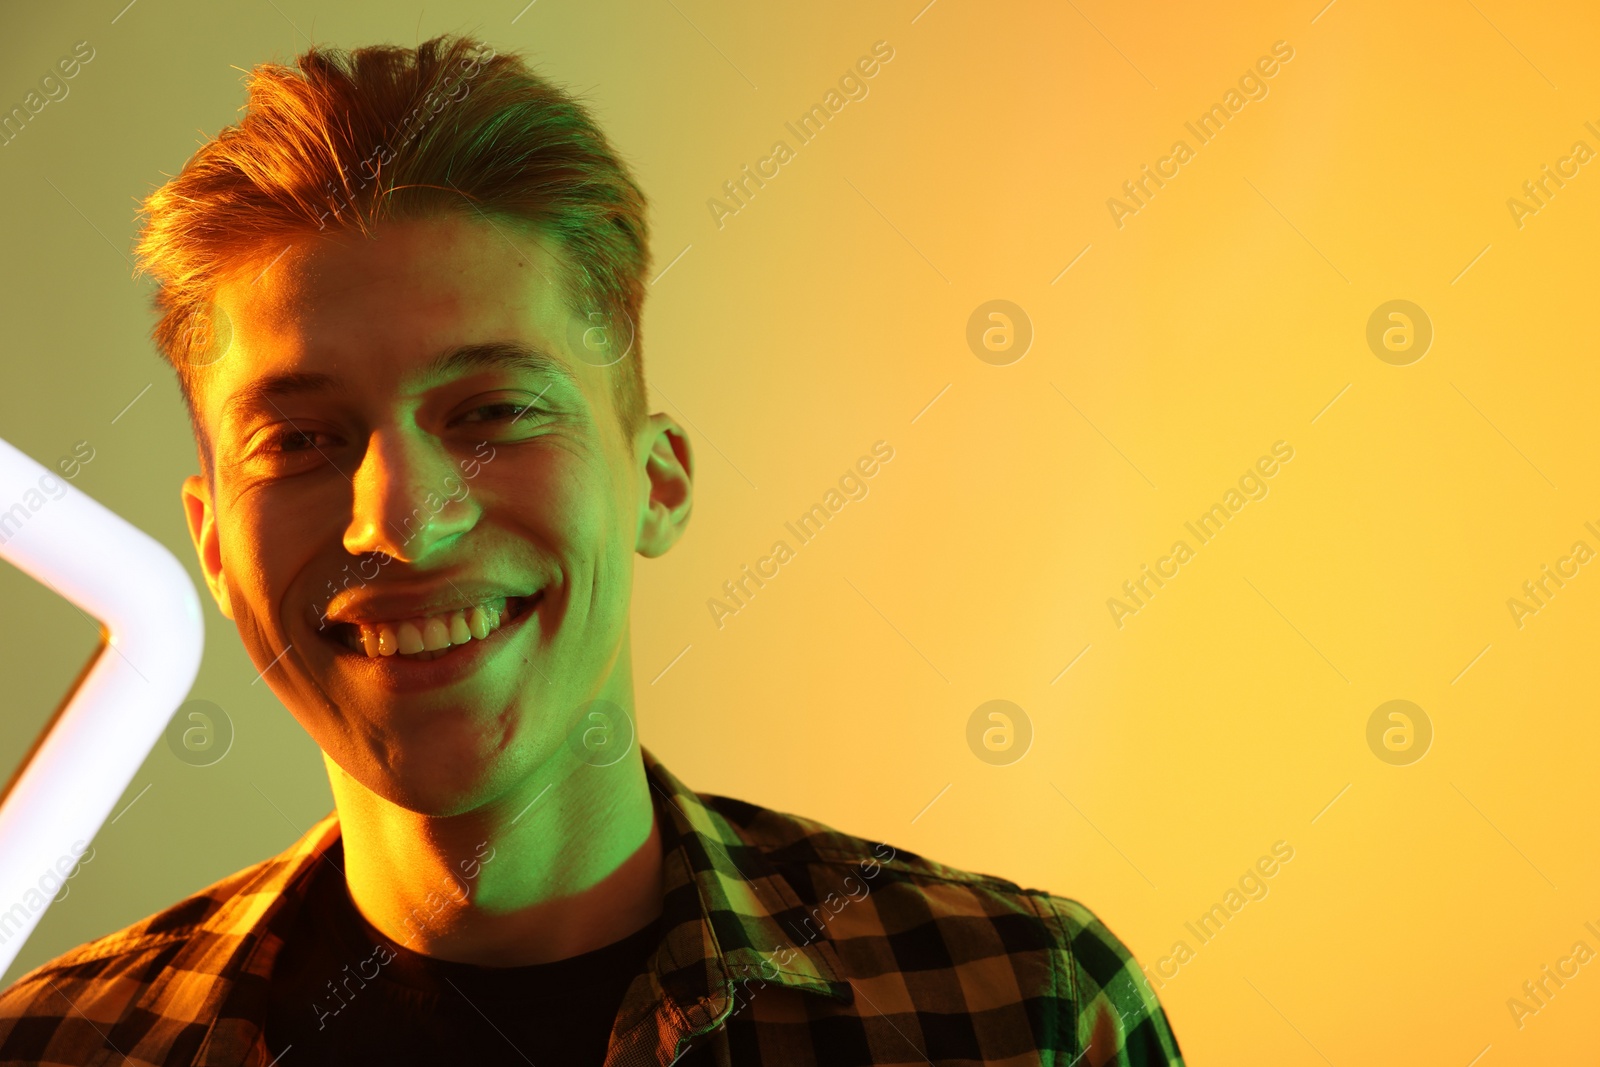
[331,721,528,817]
[370,766,505,818]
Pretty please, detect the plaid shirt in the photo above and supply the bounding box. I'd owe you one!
[0,747,1184,1066]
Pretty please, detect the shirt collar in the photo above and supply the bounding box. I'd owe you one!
[637,743,854,997]
[591,746,858,1064]
[123,744,851,1066]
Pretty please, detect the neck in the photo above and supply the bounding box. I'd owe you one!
[325,743,664,966]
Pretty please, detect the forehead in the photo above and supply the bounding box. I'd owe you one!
[200,215,585,418]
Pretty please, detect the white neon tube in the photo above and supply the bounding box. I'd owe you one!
[0,436,203,977]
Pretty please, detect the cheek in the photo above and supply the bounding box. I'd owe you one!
[570,475,636,600]
[495,446,632,559]
[218,487,335,637]
[542,455,636,622]
[219,564,294,687]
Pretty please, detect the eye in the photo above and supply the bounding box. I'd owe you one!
[236,424,342,474]
[456,401,543,425]
[269,429,331,452]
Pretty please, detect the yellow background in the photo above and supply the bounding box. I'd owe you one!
[3,0,1597,1061]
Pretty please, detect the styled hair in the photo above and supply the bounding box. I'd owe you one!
[132,33,651,454]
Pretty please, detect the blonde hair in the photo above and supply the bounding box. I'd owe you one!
[134,33,651,448]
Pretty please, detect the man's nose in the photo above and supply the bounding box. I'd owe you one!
[343,430,478,563]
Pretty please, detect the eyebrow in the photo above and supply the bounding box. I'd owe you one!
[417,340,580,391]
[223,371,337,428]
[222,340,580,427]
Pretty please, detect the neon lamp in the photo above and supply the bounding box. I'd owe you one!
[0,436,203,976]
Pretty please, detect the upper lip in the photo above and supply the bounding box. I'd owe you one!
[317,579,539,627]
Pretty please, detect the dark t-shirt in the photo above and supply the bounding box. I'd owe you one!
[262,847,662,1066]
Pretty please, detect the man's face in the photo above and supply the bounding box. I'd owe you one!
[181,214,690,817]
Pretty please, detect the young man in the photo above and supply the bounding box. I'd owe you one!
[0,35,1184,1066]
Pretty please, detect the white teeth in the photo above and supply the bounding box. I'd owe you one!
[421,618,451,651]
[345,598,521,659]
[396,621,425,655]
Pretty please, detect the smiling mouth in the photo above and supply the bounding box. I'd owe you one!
[325,594,539,660]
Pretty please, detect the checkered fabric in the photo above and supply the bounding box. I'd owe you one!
[0,747,1185,1065]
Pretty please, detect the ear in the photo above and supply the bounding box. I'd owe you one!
[634,412,693,559]
[182,472,234,620]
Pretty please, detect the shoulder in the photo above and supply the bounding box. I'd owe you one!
[703,790,1022,885]
[1043,896,1187,1064]
[701,792,1186,1064]
[0,854,279,1061]
[703,788,1083,921]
